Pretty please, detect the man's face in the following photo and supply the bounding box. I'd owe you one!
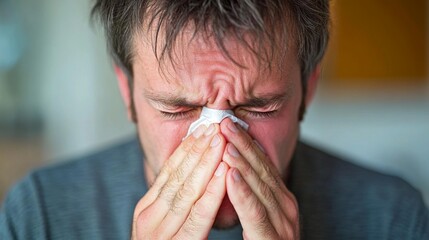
[128,32,303,228]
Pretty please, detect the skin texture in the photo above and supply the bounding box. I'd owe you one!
[115,31,320,238]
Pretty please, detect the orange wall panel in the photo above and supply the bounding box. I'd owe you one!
[326,0,427,86]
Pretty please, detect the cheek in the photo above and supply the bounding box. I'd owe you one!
[153,123,186,154]
[134,100,192,173]
[247,112,300,175]
[138,118,191,172]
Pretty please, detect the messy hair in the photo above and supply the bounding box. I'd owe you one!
[91,0,330,84]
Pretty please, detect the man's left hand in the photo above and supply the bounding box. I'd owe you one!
[220,118,300,240]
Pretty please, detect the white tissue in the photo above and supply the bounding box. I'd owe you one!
[185,107,249,138]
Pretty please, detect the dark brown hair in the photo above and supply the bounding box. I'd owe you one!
[91,0,330,84]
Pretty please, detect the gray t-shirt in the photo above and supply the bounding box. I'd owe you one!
[1,137,428,239]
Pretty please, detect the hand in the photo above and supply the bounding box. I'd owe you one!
[131,124,228,239]
[220,118,300,240]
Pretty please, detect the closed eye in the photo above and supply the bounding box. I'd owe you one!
[245,110,278,119]
[159,109,197,120]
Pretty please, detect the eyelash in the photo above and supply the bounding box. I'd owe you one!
[160,109,196,120]
[160,109,277,120]
[246,110,278,118]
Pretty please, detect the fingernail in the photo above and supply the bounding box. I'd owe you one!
[210,135,221,147]
[227,144,240,158]
[228,122,238,133]
[192,125,206,138]
[253,140,266,154]
[204,124,215,136]
[232,169,241,182]
[215,162,226,177]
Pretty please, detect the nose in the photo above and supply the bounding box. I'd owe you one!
[204,89,233,110]
[205,101,231,110]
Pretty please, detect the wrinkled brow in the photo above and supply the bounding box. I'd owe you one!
[145,93,200,108]
[237,94,288,108]
[144,91,289,108]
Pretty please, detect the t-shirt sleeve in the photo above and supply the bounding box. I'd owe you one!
[0,173,48,240]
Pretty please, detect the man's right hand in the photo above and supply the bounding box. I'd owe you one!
[131,124,228,239]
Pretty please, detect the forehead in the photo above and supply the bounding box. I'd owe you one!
[131,27,300,103]
[134,20,298,74]
[138,27,297,70]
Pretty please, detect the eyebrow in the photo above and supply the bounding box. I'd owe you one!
[144,92,201,108]
[238,93,287,108]
[144,91,289,108]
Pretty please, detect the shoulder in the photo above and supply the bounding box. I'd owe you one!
[291,141,429,239]
[33,137,144,191]
[0,137,146,239]
[293,141,418,196]
[0,172,48,239]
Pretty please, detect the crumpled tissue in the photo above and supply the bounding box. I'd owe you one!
[185,107,249,138]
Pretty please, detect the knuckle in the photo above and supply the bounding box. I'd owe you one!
[161,169,186,197]
[135,210,147,227]
[181,138,194,153]
[281,192,300,226]
[170,197,187,215]
[171,190,191,215]
[182,223,197,236]
[160,161,174,176]
[179,180,198,201]
[180,219,199,238]
[192,200,210,219]
[284,191,299,210]
[288,200,300,224]
[197,155,212,169]
[241,163,254,179]
[204,181,218,197]
[264,176,282,196]
[188,208,205,229]
[173,234,187,240]
[135,211,155,238]
[173,166,186,185]
[250,200,268,223]
[151,228,168,240]
[159,182,176,203]
[258,181,278,211]
[280,218,298,240]
[190,142,205,156]
[133,198,147,216]
[272,175,283,190]
[240,181,254,200]
[242,138,254,153]
[240,187,269,224]
[259,171,271,185]
[260,163,272,180]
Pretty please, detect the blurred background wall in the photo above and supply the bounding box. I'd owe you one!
[1,0,428,205]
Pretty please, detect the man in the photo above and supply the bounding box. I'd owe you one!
[1,0,428,239]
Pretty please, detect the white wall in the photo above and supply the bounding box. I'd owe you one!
[24,0,134,160]
[301,89,429,205]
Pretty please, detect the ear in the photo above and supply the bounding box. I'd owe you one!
[114,65,134,122]
[304,64,321,107]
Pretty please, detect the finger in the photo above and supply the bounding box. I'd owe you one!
[223,143,285,231]
[135,125,217,232]
[137,124,208,211]
[174,162,228,239]
[221,120,299,224]
[226,168,278,239]
[156,133,226,238]
[220,118,285,192]
[158,124,217,203]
